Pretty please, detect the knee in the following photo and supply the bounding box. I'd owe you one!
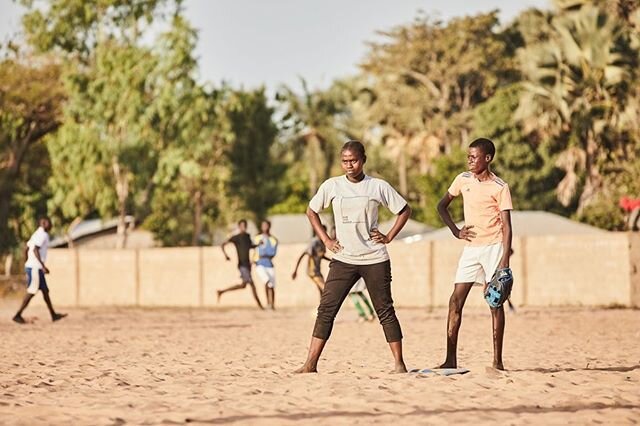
[448,294,464,314]
[375,304,397,325]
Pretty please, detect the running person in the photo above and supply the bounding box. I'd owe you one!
[13,217,67,324]
[295,140,411,374]
[436,138,513,370]
[349,278,375,322]
[254,220,278,310]
[218,219,264,309]
[291,225,331,296]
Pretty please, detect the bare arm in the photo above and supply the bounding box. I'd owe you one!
[306,207,342,253]
[371,204,412,244]
[437,192,476,242]
[291,252,308,279]
[221,240,232,261]
[498,210,512,269]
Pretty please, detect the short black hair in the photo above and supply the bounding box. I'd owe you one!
[238,219,247,226]
[39,216,51,224]
[341,140,366,160]
[469,138,496,159]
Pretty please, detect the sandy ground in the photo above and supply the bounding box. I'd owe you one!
[0,300,639,425]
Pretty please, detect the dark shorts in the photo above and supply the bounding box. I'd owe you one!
[25,268,49,294]
[238,266,253,284]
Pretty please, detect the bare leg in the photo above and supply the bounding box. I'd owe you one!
[217,282,247,302]
[13,293,34,323]
[389,341,407,373]
[439,283,473,368]
[42,291,67,321]
[265,285,275,310]
[248,283,264,309]
[491,306,505,370]
[42,290,56,317]
[311,276,325,295]
[294,336,326,373]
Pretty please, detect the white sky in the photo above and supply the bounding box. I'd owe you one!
[0,0,549,91]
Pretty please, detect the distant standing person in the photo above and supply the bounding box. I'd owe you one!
[254,220,278,310]
[295,140,411,374]
[291,225,331,297]
[436,138,513,370]
[13,217,67,324]
[218,219,264,309]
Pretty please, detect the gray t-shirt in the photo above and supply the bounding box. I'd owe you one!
[309,175,407,265]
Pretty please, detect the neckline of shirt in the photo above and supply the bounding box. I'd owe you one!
[342,174,369,184]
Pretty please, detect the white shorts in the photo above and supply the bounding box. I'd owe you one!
[454,243,503,284]
[256,265,276,288]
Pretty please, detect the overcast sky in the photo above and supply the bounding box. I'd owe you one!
[0,0,549,90]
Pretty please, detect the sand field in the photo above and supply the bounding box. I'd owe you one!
[1,300,639,425]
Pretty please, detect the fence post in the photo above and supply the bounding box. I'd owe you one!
[135,249,141,306]
[199,247,204,307]
[74,249,80,307]
[428,240,435,310]
[521,237,528,306]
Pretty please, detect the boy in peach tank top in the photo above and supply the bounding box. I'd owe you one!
[436,138,513,370]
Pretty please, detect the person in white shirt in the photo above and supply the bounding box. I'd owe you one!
[13,217,67,324]
[295,140,411,374]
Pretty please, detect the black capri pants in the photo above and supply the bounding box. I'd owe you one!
[312,259,403,342]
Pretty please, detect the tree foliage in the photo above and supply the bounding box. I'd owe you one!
[0,56,63,254]
[3,0,640,255]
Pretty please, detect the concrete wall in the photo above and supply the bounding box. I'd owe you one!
[37,233,640,308]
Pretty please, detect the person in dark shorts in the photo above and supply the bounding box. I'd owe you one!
[295,140,411,374]
[13,217,67,324]
[217,219,264,309]
[291,225,331,297]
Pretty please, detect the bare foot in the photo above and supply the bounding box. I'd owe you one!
[12,314,26,324]
[438,361,457,369]
[52,313,67,322]
[390,363,408,374]
[493,361,505,371]
[293,365,317,374]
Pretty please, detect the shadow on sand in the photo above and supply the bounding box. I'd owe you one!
[184,401,640,424]
[508,364,640,374]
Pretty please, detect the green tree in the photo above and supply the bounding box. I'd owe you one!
[0,57,64,254]
[473,84,566,213]
[21,0,174,59]
[360,11,513,204]
[516,2,638,212]
[47,40,159,248]
[225,88,283,222]
[276,78,345,197]
[143,16,231,246]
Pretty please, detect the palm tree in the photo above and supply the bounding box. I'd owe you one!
[516,3,636,211]
[277,79,344,196]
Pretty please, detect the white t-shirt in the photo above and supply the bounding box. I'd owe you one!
[25,227,49,270]
[309,175,407,265]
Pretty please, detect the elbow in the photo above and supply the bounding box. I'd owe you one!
[306,207,316,218]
